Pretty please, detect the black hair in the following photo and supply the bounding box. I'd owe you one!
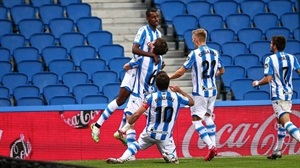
[272,35,286,51]
[153,38,168,55]
[146,7,158,17]
[156,71,169,90]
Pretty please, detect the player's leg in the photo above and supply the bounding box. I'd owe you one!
[267,123,285,160]
[158,136,179,164]
[203,96,217,155]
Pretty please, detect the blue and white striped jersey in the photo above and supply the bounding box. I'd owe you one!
[144,90,190,140]
[132,25,162,60]
[264,52,300,100]
[129,56,163,99]
[183,45,223,97]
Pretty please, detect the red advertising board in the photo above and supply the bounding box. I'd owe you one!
[0,105,299,161]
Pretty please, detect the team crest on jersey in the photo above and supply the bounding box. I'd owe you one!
[185,56,190,61]
[264,63,268,69]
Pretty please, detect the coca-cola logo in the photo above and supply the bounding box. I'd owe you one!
[10,134,31,159]
[60,110,101,128]
[182,110,300,157]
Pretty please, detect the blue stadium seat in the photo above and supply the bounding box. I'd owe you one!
[86,31,113,52]
[234,54,260,70]
[0,86,10,99]
[13,47,39,64]
[285,40,300,54]
[172,14,198,42]
[42,46,68,68]
[62,71,89,91]
[66,3,91,23]
[243,90,270,100]
[265,27,291,41]
[294,27,299,40]
[13,85,40,101]
[222,42,247,58]
[183,29,194,52]
[0,48,10,62]
[98,44,124,65]
[246,65,264,80]
[17,60,44,83]
[59,0,82,6]
[207,41,222,54]
[43,84,70,104]
[11,5,36,25]
[198,14,224,33]
[186,1,211,18]
[292,90,298,99]
[0,61,12,78]
[1,72,28,95]
[0,34,26,55]
[48,59,75,81]
[267,0,293,18]
[226,14,251,34]
[210,28,235,45]
[92,70,118,91]
[108,57,131,77]
[70,45,97,69]
[281,12,300,34]
[29,33,56,54]
[16,96,44,106]
[76,16,102,36]
[18,19,44,40]
[82,94,108,104]
[253,13,278,33]
[102,82,121,102]
[0,98,11,106]
[220,54,232,66]
[32,72,58,93]
[73,83,100,103]
[59,32,85,53]
[49,18,75,40]
[294,0,299,12]
[39,4,64,27]
[292,78,300,98]
[231,78,256,100]
[221,65,246,91]
[240,0,266,20]
[80,58,107,80]
[0,6,8,20]
[0,19,12,37]
[49,95,77,105]
[2,0,24,9]
[213,0,239,21]
[31,0,53,8]
[237,28,263,48]
[249,41,272,60]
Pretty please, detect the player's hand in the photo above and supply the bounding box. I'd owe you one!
[161,61,166,69]
[252,80,259,87]
[169,85,181,92]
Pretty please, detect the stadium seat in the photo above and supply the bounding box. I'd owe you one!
[32,72,59,93]
[30,0,53,8]
[220,54,232,66]
[240,0,266,20]
[86,31,113,52]
[66,3,91,23]
[292,78,300,98]
[293,27,300,40]
[246,65,264,80]
[2,0,24,9]
[16,96,44,106]
[285,40,300,54]
[29,33,56,54]
[0,19,12,37]
[160,1,186,34]
[43,84,70,104]
[38,4,64,27]
[76,16,102,37]
[102,82,121,102]
[0,98,11,106]
[59,32,85,53]
[18,19,44,40]
[0,61,12,78]
[49,95,77,105]
[198,14,224,33]
[13,47,39,64]
[42,46,68,69]
[249,41,272,60]
[73,83,100,103]
[92,70,119,91]
[243,90,270,100]
[70,45,97,69]
[82,94,108,104]
[0,6,8,20]
[281,12,300,34]
[48,59,75,81]
[267,0,293,18]
[237,28,263,48]
[234,54,260,70]
[186,1,211,18]
[294,0,299,12]
[59,0,82,6]
[11,5,36,25]
[222,42,247,58]
[0,34,26,55]
[98,44,124,65]
[62,71,89,91]
[49,18,75,40]
[253,13,278,33]
[226,14,251,34]
[293,90,298,99]
[265,27,291,41]
[108,57,131,77]
[80,58,107,80]
[13,85,40,101]
[221,65,246,92]
[1,72,28,95]
[0,86,10,99]
[17,60,44,83]
[210,28,235,45]
[0,48,10,62]
[183,29,194,52]
[172,14,198,42]
[213,0,239,21]
[231,78,256,100]
[207,41,222,54]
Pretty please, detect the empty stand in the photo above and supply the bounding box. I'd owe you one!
[108,57,131,77]
[0,19,12,37]
[59,32,85,53]
[62,71,89,91]
[48,59,75,81]
[240,0,266,20]
[267,0,293,18]
[49,95,77,105]
[243,90,270,100]
[265,27,291,41]
[213,0,239,21]
[76,16,102,36]
[16,96,44,106]
[186,1,211,18]
[292,78,300,98]
[0,48,10,62]
[11,5,36,25]
[281,12,299,34]
[92,70,119,91]
[66,3,91,23]
[73,83,100,103]
[210,28,235,45]
[234,54,260,70]
[13,47,39,64]
[18,19,44,40]
[253,13,278,33]
[226,14,251,34]
[59,0,82,6]
[294,27,299,40]
[17,60,44,83]
[70,45,97,69]
[38,4,65,27]
[0,61,12,78]
[80,58,107,80]
[198,14,224,33]
[0,98,11,106]
[29,33,56,54]
[82,95,108,104]
[207,41,222,54]
[1,72,28,95]
[0,34,26,55]
[0,6,8,20]
[49,18,75,39]
[30,0,53,8]
[102,82,121,102]
[222,42,247,58]
[43,84,70,104]
[98,44,124,65]
[2,0,25,9]
[183,29,194,52]
[13,85,40,101]
[221,65,246,91]
[86,31,113,52]
[32,72,59,93]
[220,54,232,66]
[230,78,256,100]
[42,46,68,69]
[285,40,300,54]
[249,41,272,60]
[0,86,10,99]
[237,28,263,48]
[246,65,264,80]
[172,14,198,42]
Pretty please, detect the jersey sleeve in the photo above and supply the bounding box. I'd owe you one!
[264,56,273,76]
[176,93,190,106]
[294,55,300,72]
[133,27,146,46]
[183,51,195,70]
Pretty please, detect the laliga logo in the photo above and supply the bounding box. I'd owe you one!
[10,134,32,159]
[60,110,101,128]
[182,111,300,157]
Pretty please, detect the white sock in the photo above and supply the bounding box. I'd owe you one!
[204,116,216,146]
[96,99,118,126]
[192,120,213,149]
[118,113,127,130]
[120,141,140,161]
[126,129,136,147]
[284,121,300,142]
[275,124,286,150]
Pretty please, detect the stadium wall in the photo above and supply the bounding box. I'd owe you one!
[0,100,299,161]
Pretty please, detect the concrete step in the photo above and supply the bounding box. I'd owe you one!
[92,9,146,19]
[84,0,141,3]
[102,18,146,25]
[90,2,146,9]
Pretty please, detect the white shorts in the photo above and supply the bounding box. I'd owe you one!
[190,95,216,119]
[272,100,292,118]
[124,94,142,116]
[120,68,136,92]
